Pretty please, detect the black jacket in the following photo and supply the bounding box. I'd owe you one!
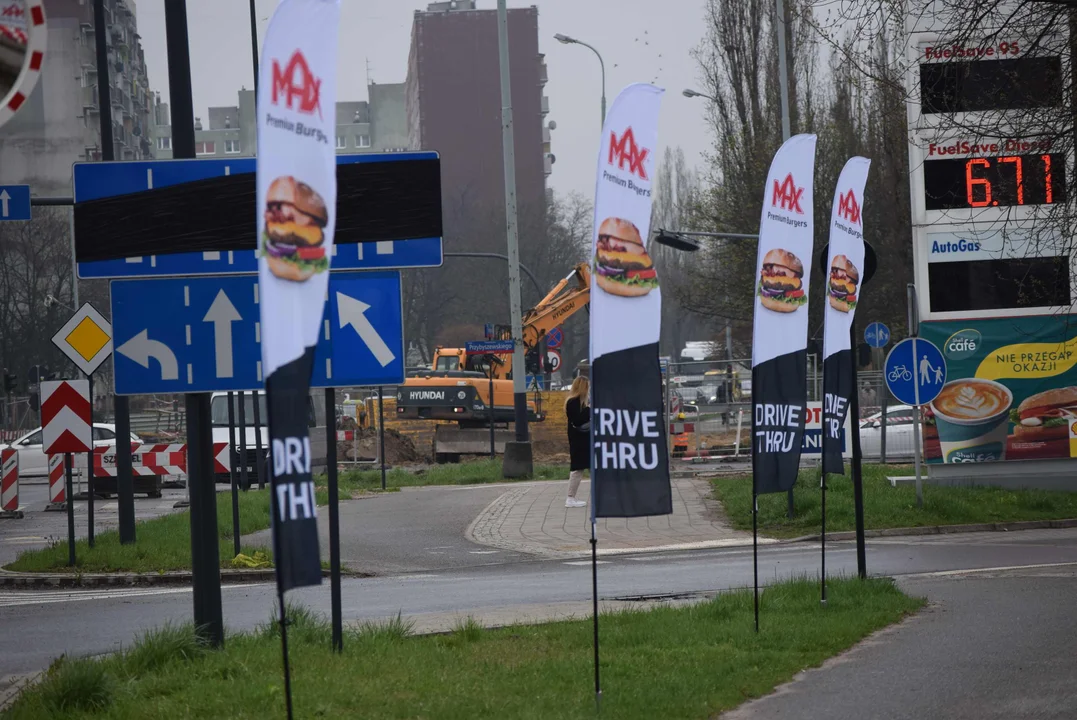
[565,396,591,471]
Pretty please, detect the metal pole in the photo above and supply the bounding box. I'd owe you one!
[590,519,601,709]
[378,389,386,490]
[496,0,532,465]
[168,0,222,648]
[86,375,94,548]
[775,0,793,141]
[253,392,265,489]
[907,284,923,508]
[65,454,76,566]
[238,392,250,491]
[227,392,240,558]
[849,322,867,580]
[880,383,888,464]
[324,388,342,653]
[489,371,496,459]
[248,0,260,91]
[95,0,135,545]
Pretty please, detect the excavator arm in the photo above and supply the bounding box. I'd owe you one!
[520,262,591,352]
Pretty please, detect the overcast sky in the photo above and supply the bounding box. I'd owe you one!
[132,0,712,198]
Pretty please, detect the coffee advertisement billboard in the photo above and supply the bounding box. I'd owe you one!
[920,315,1077,463]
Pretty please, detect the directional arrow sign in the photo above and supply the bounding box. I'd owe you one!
[203,290,242,378]
[116,330,180,381]
[0,185,31,222]
[337,292,395,367]
[111,272,404,394]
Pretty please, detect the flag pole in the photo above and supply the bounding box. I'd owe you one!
[820,468,827,604]
[278,590,294,720]
[753,492,760,632]
[590,518,602,710]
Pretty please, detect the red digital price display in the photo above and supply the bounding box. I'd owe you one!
[923,153,1066,210]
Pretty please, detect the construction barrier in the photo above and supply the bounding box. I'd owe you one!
[1,448,21,518]
[74,443,238,477]
[46,454,66,510]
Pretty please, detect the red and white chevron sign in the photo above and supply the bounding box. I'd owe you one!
[214,443,232,473]
[1,448,18,512]
[40,380,92,455]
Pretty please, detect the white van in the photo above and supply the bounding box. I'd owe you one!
[208,391,326,484]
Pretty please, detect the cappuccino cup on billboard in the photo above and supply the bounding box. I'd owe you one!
[929,379,1013,463]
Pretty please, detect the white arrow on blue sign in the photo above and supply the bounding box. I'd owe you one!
[0,185,31,221]
[884,337,946,407]
[864,322,890,348]
[110,272,404,394]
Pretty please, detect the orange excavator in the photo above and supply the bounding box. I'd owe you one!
[396,263,591,462]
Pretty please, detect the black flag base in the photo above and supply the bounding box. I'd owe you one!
[266,348,324,593]
[591,343,672,518]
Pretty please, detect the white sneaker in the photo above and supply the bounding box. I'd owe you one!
[565,498,587,508]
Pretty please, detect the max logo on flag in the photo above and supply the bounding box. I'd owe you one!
[837,189,861,224]
[272,50,323,118]
[772,173,806,213]
[609,127,650,180]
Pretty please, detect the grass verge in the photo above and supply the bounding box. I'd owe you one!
[711,464,1077,539]
[4,490,273,574]
[2,577,923,720]
[332,458,568,496]
[6,459,570,574]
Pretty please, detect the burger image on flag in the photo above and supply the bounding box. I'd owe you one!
[594,217,659,297]
[263,176,330,282]
[827,254,860,313]
[757,248,806,313]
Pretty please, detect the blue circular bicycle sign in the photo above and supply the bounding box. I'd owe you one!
[885,338,946,407]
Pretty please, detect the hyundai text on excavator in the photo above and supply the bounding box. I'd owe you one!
[396,263,591,462]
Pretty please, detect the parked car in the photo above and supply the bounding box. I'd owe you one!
[858,405,918,458]
[0,424,140,477]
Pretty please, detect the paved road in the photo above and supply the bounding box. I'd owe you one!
[246,483,536,574]
[3,528,1077,681]
[724,564,1077,719]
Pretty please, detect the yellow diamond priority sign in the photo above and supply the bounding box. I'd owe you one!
[52,303,113,375]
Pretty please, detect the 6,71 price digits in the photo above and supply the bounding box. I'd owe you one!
[924,152,1066,210]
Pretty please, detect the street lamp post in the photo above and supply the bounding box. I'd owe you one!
[554,33,606,126]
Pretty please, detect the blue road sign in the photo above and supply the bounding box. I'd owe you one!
[865,322,891,348]
[74,153,442,278]
[526,375,546,390]
[465,340,515,355]
[546,326,564,349]
[110,272,404,394]
[885,337,946,406]
[0,185,31,221]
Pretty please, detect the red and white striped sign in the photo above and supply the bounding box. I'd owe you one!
[336,430,355,441]
[76,443,187,477]
[74,443,245,476]
[1,448,17,512]
[41,380,92,455]
[48,454,65,504]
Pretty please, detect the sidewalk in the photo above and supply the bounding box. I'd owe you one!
[466,476,769,558]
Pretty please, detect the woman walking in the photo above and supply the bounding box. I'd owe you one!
[564,375,591,508]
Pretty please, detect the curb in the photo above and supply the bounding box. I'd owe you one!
[0,567,372,589]
[784,518,1077,544]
